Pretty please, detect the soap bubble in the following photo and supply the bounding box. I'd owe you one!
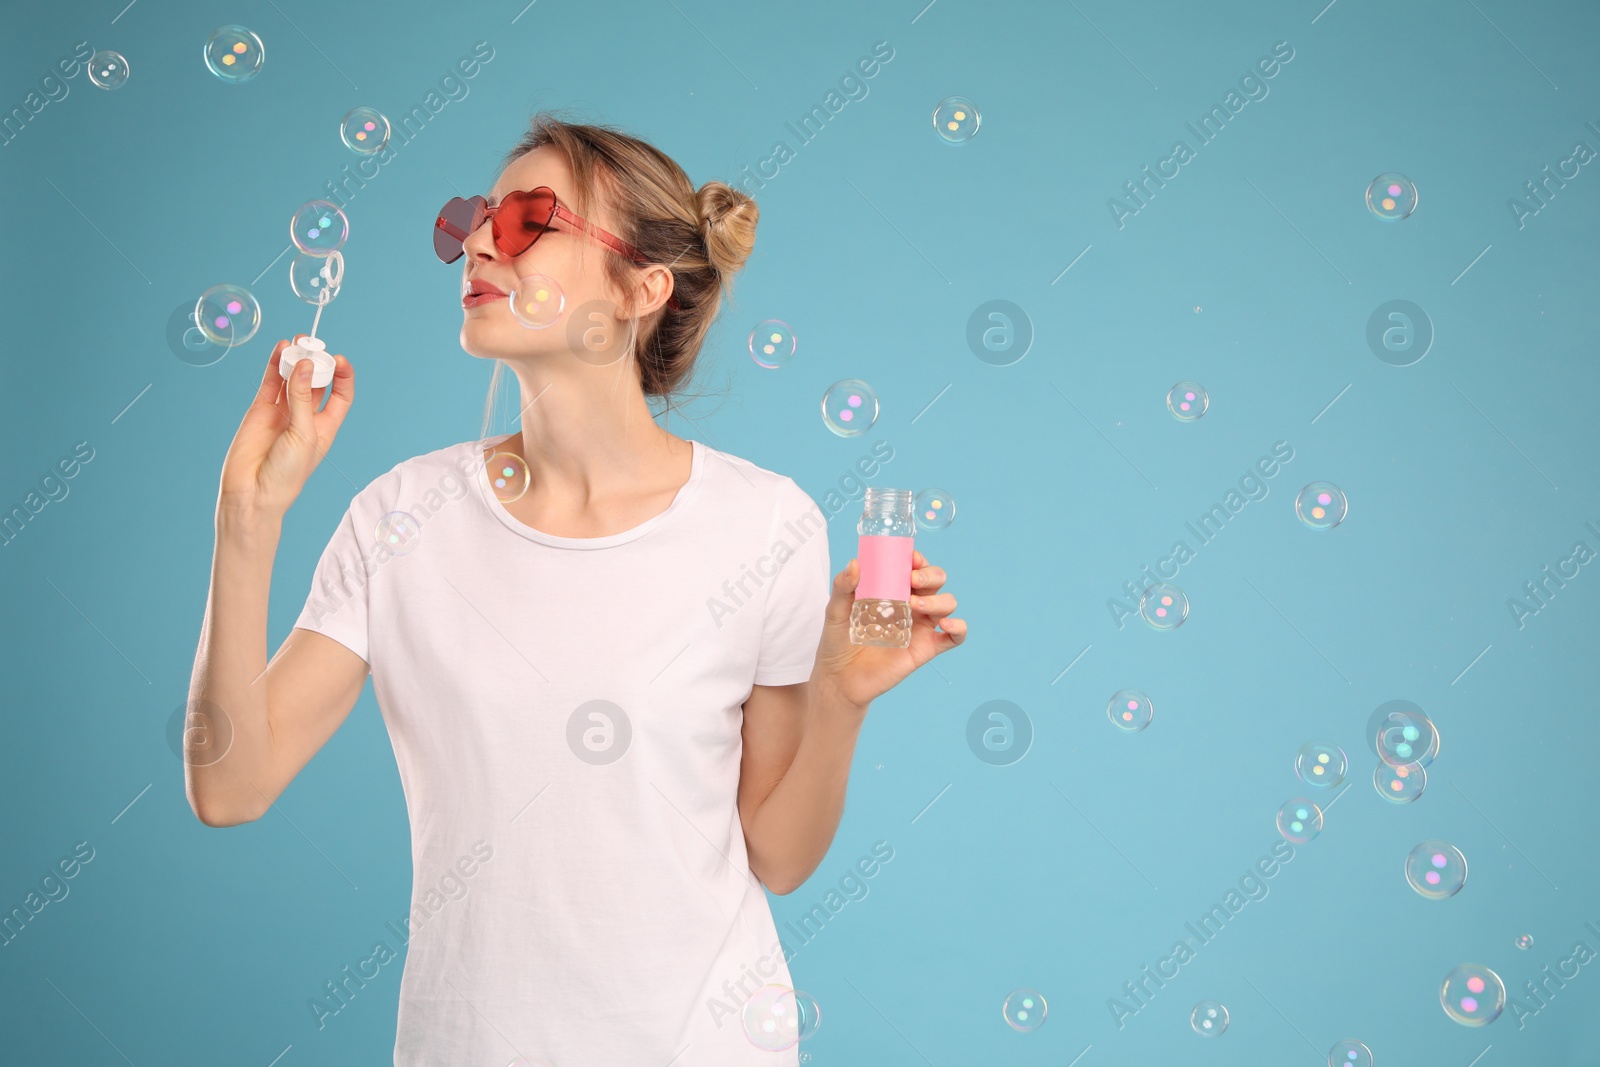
[1328,1038,1374,1067]
[1374,760,1426,803]
[1277,798,1323,844]
[340,107,390,155]
[509,273,566,328]
[1406,840,1467,900]
[1166,381,1209,421]
[821,379,878,437]
[741,984,802,1051]
[1366,172,1418,220]
[1295,742,1347,788]
[1139,582,1188,630]
[1374,703,1440,768]
[1191,1000,1228,1036]
[204,25,265,83]
[87,51,131,90]
[1107,689,1153,733]
[748,319,796,368]
[914,488,956,531]
[290,253,341,304]
[1440,964,1505,1026]
[290,200,349,256]
[932,96,981,143]
[485,450,530,504]
[1002,988,1047,1031]
[793,990,821,1040]
[1516,933,1534,950]
[1296,481,1349,529]
[194,284,260,347]
[375,512,421,556]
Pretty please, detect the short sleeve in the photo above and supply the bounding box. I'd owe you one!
[292,500,373,666]
[752,478,832,686]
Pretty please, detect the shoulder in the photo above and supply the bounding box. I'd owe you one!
[696,442,821,521]
[346,437,486,515]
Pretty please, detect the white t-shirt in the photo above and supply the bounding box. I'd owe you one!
[291,433,832,1065]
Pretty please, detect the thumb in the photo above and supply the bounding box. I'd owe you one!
[285,358,318,442]
[825,558,860,624]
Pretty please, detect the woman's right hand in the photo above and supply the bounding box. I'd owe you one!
[218,336,355,519]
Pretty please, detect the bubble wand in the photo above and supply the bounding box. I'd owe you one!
[279,200,349,388]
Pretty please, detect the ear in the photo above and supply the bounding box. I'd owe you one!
[626,262,676,318]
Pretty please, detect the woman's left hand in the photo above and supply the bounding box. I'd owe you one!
[812,550,966,713]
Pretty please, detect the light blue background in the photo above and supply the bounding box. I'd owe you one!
[2,0,1598,1063]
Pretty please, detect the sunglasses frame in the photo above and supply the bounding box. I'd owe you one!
[434,187,680,311]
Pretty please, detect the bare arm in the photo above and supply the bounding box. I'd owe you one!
[186,337,360,827]
[185,506,369,826]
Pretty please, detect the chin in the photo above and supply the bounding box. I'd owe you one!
[460,314,562,362]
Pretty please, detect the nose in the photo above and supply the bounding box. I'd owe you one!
[460,209,499,263]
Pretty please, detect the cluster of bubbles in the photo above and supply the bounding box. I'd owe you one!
[1368,699,1439,804]
[1001,987,1047,1031]
[740,984,820,1051]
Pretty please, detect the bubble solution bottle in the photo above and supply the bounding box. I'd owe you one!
[850,488,915,648]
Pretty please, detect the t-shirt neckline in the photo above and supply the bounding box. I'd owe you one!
[469,433,705,550]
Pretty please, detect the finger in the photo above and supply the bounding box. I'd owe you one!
[253,339,293,406]
[314,354,356,437]
[823,559,861,628]
[284,355,318,441]
[911,564,947,595]
[910,591,956,618]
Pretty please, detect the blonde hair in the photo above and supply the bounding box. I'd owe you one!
[479,110,758,439]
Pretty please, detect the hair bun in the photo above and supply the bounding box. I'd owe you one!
[696,180,759,276]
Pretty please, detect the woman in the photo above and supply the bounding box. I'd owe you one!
[186,113,965,1065]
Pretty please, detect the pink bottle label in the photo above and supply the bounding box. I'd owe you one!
[856,534,914,601]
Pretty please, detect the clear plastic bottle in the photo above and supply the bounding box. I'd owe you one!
[850,488,915,648]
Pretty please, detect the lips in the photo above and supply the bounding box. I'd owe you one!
[463,277,508,308]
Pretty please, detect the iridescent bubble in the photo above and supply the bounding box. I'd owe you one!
[204,25,266,83]
[742,984,802,1051]
[87,51,131,90]
[1295,741,1347,788]
[1277,797,1324,844]
[932,96,981,143]
[1139,582,1188,630]
[1366,172,1418,221]
[1166,381,1209,421]
[509,274,566,328]
[1296,481,1349,529]
[1441,964,1505,1026]
[290,252,341,305]
[1002,988,1047,1032]
[1191,1000,1228,1036]
[794,990,821,1040]
[290,200,349,256]
[1328,1038,1373,1067]
[1375,705,1440,768]
[748,319,796,369]
[340,107,390,155]
[1516,934,1534,950]
[375,512,421,556]
[1406,840,1467,900]
[1374,760,1426,803]
[194,284,260,347]
[486,451,530,503]
[821,379,878,437]
[914,488,956,531]
[1107,689,1153,733]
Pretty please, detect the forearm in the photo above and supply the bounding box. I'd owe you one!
[743,676,867,894]
[185,506,282,826]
